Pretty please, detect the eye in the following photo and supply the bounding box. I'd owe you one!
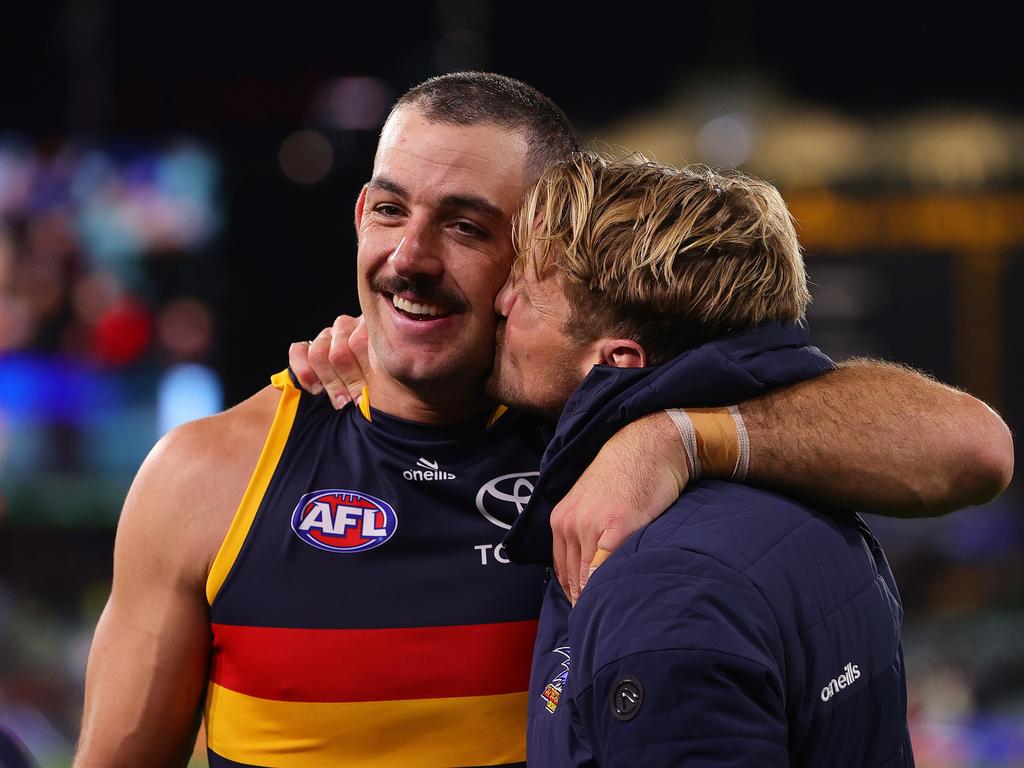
[452,219,487,238]
[373,203,404,218]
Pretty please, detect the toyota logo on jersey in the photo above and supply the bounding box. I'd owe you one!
[475,471,539,529]
[291,489,398,553]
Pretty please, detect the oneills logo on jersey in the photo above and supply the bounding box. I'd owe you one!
[404,457,456,481]
[291,489,398,553]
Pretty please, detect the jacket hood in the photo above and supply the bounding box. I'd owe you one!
[504,321,835,565]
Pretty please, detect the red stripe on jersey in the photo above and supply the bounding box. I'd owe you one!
[209,620,538,702]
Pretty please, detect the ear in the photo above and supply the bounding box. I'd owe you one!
[354,184,368,239]
[594,338,647,369]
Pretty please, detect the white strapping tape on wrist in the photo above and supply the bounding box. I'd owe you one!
[666,408,703,481]
[665,406,750,482]
[728,404,750,481]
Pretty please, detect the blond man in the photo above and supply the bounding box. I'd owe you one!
[491,153,913,766]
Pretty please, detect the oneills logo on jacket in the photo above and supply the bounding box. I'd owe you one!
[820,661,861,702]
[291,489,398,553]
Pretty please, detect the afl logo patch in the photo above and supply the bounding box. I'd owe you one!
[291,489,398,553]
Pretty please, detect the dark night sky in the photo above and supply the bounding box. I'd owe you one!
[0,1,1019,400]
[2,2,1019,133]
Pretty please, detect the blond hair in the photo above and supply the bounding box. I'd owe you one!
[514,152,810,363]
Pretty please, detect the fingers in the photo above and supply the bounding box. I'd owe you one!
[585,547,614,584]
[565,533,582,606]
[557,519,617,604]
[329,315,368,406]
[580,529,623,595]
[308,327,350,408]
[577,536,602,597]
[304,315,369,411]
[575,521,622,599]
[288,340,323,395]
[551,507,571,603]
[551,497,589,606]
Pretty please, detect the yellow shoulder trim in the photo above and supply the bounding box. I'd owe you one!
[486,404,509,428]
[270,368,296,391]
[357,385,372,422]
[205,370,301,605]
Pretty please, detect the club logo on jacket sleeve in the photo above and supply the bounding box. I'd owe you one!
[541,647,571,714]
[291,489,398,553]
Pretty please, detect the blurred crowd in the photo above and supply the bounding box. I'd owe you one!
[0,139,223,765]
[0,140,224,527]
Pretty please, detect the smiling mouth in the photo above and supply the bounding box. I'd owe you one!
[389,293,452,320]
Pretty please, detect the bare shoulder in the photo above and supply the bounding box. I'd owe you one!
[164,383,280,464]
[75,387,283,766]
[115,385,282,585]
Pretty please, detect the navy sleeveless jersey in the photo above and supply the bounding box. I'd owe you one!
[203,371,551,767]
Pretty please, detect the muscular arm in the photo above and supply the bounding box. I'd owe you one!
[285,323,1015,596]
[555,358,1013,600]
[74,389,276,767]
[741,358,1013,516]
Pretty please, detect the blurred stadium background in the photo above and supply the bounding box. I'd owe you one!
[0,2,1021,765]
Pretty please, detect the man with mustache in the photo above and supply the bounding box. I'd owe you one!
[75,73,1010,767]
[491,152,911,765]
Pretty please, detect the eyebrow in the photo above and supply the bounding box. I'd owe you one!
[368,176,506,223]
[367,177,407,197]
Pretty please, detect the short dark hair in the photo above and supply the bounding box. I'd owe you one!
[393,72,580,182]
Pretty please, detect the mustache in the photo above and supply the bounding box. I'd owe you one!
[371,275,467,313]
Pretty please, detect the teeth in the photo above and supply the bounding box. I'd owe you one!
[392,294,444,317]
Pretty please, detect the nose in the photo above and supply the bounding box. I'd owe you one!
[495,272,517,318]
[389,222,443,281]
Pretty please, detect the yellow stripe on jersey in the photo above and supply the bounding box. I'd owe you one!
[358,384,372,422]
[204,682,527,767]
[358,387,510,428]
[486,404,509,427]
[205,370,302,605]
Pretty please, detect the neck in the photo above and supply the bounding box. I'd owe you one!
[366,370,494,425]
